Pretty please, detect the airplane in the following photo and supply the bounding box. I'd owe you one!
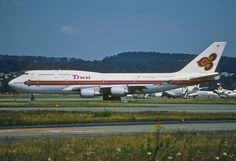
[213,83,236,98]
[146,85,201,98]
[186,83,236,98]
[8,42,226,101]
[188,90,219,98]
[161,85,201,98]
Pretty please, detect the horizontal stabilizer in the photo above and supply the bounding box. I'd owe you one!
[189,73,220,81]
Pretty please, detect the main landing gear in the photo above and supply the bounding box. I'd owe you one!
[103,95,121,101]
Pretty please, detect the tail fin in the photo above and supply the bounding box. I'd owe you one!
[178,42,226,73]
[216,83,224,91]
[214,83,224,94]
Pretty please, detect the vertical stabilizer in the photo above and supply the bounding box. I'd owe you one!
[178,42,226,73]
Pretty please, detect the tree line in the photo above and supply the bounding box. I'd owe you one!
[0,52,236,93]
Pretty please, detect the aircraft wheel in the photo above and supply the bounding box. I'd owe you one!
[103,95,121,101]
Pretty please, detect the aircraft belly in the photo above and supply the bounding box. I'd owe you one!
[21,85,77,94]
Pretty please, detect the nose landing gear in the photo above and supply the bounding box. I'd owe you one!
[31,94,35,102]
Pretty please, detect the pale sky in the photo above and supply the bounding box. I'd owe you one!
[0,0,235,60]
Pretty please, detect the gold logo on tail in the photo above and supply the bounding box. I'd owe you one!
[197,53,217,71]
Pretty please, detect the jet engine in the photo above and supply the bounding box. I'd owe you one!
[111,86,128,96]
[80,88,100,98]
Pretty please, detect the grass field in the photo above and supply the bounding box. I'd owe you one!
[131,98,236,105]
[1,98,236,108]
[0,111,236,127]
[0,131,235,161]
[0,101,128,107]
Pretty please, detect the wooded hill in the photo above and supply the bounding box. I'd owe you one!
[1,52,236,73]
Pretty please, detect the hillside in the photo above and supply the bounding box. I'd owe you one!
[1,52,236,73]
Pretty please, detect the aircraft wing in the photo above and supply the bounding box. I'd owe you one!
[62,85,81,92]
[62,84,148,93]
[189,73,220,81]
[127,85,148,93]
[162,91,177,98]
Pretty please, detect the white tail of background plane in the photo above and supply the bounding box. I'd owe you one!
[178,42,226,73]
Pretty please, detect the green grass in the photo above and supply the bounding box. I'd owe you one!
[0,101,134,107]
[130,98,236,105]
[0,132,235,161]
[0,111,236,127]
[1,98,236,107]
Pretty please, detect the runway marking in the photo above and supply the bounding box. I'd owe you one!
[0,129,100,133]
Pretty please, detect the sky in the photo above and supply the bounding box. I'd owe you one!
[0,0,235,60]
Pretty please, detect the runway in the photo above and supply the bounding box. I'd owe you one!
[1,104,236,113]
[0,121,236,139]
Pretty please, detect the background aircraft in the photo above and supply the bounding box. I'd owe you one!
[186,83,236,98]
[8,42,226,100]
[162,85,201,98]
[146,85,201,98]
[148,84,234,99]
[187,90,219,98]
[213,83,236,98]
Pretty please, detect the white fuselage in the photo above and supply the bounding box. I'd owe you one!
[188,91,219,98]
[8,70,210,95]
[216,89,236,98]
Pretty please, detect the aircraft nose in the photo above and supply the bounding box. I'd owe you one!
[8,78,20,89]
[8,79,14,88]
[8,77,26,91]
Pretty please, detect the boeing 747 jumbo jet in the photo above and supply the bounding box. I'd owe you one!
[9,42,226,100]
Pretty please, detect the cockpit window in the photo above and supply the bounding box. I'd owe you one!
[23,73,29,75]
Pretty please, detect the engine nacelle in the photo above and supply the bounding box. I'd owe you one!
[80,88,100,98]
[111,86,128,96]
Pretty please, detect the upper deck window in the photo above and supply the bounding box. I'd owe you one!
[59,74,70,76]
[38,74,54,76]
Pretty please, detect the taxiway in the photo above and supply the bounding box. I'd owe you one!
[0,121,236,139]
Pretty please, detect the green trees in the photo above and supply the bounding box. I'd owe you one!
[1,52,236,92]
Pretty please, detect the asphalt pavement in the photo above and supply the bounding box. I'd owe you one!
[0,121,235,139]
